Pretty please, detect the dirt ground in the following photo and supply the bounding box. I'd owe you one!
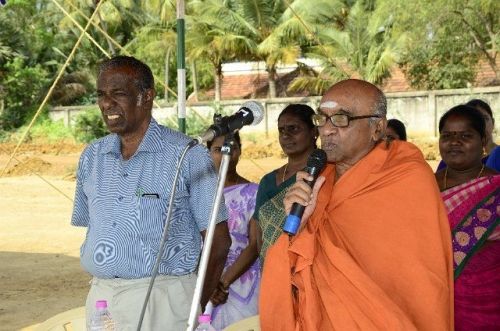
[0,143,438,331]
[0,144,284,331]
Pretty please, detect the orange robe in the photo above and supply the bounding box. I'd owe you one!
[260,141,453,330]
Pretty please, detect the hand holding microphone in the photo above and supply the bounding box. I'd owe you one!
[283,149,327,235]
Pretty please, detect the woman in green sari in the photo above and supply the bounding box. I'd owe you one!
[254,104,318,263]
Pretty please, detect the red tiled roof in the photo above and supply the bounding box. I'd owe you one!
[474,57,499,86]
[193,57,499,100]
[381,66,413,92]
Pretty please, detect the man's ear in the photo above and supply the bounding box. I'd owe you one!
[372,117,387,142]
[145,88,155,102]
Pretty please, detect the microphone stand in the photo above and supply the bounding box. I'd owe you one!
[185,134,236,331]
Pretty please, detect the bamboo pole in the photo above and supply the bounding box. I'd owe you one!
[0,0,105,177]
[51,0,110,58]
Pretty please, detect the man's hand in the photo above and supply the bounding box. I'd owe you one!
[283,171,326,232]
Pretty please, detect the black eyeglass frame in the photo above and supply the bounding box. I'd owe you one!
[312,113,382,128]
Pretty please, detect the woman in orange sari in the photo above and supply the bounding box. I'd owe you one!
[435,105,500,330]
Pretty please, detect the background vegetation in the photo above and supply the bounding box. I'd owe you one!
[0,0,498,143]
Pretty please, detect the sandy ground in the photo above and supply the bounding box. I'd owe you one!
[0,147,284,331]
[0,145,439,331]
[0,175,88,331]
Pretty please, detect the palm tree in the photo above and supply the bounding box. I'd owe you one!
[256,0,349,97]
[187,0,256,101]
[288,0,406,94]
[191,0,297,98]
[128,0,178,101]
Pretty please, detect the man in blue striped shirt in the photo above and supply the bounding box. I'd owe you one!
[71,56,230,330]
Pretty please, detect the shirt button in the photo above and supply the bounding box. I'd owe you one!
[118,196,123,201]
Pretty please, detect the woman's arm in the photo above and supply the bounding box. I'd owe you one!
[210,218,260,305]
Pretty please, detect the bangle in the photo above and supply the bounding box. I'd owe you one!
[219,280,229,293]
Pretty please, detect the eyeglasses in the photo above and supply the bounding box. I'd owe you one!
[312,113,382,128]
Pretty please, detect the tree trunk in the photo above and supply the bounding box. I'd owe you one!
[191,61,199,101]
[268,67,277,98]
[214,64,222,102]
[164,49,170,102]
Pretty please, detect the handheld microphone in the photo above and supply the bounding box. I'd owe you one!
[194,101,264,144]
[282,149,328,235]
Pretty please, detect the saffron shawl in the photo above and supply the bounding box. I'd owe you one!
[260,141,454,331]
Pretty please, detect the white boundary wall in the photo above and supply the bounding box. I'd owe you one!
[50,86,499,137]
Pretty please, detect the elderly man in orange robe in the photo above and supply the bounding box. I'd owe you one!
[260,79,453,330]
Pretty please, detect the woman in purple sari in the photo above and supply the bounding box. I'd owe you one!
[435,105,499,330]
[207,132,260,330]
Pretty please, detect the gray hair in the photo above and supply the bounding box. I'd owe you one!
[369,91,387,124]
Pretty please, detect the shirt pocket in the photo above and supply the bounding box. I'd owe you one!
[136,190,191,257]
[138,195,169,236]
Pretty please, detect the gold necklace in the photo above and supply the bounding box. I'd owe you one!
[443,164,485,189]
[282,163,288,183]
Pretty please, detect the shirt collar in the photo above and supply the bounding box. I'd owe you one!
[100,118,165,155]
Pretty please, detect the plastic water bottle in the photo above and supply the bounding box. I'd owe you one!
[194,314,216,331]
[90,300,115,331]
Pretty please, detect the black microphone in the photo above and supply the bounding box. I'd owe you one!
[194,101,264,144]
[282,149,328,235]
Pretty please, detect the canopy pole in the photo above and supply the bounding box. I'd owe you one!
[177,0,186,133]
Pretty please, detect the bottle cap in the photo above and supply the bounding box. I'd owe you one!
[95,300,108,309]
[198,314,211,323]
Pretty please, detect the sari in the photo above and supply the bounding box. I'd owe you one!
[441,175,500,330]
[211,183,261,330]
[253,171,295,263]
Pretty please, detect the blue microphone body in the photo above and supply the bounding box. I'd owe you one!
[282,149,327,235]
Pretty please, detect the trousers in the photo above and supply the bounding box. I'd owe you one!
[86,273,197,331]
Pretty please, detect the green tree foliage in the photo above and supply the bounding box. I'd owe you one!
[0,0,498,134]
[401,24,479,90]
[125,0,178,100]
[73,107,108,143]
[397,0,499,89]
[288,0,406,94]
[188,0,257,101]
[0,58,49,130]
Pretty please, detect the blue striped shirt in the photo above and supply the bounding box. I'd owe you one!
[71,118,228,279]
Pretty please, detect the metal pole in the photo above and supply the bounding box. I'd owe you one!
[185,138,234,331]
[177,0,186,133]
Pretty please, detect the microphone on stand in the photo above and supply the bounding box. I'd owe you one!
[282,149,328,235]
[193,101,264,144]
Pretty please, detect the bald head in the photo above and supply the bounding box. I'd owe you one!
[322,79,387,119]
[317,79,387,177]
